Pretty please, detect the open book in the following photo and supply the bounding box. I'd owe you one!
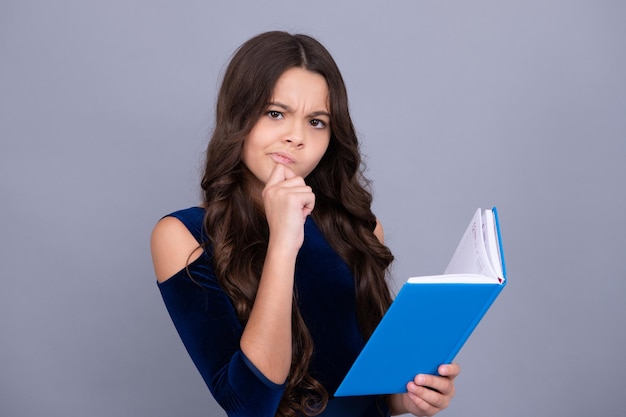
[335,207,507,396]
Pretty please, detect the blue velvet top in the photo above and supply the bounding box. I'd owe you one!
[158,207,390,417]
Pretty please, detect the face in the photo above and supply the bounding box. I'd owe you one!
[242,67,331,184]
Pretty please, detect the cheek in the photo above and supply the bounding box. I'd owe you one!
[318,137,331,159]
[240,142,251,167]
[309,139,331,170]
[241,138,261,174]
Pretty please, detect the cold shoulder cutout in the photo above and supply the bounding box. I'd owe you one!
[373,218,385,244]
[150,209,204,283]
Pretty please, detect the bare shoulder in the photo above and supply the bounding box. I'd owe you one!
[150,216,203,283]
[373,218,385,244]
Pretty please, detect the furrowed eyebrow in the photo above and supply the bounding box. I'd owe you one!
[268,102,292,112]
[268,102,330,119]
[309,110,330,119]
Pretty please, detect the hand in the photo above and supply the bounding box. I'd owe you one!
[398,364,460,416]
[262,164,315,252]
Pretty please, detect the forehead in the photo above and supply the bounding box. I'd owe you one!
[271,67,329,109]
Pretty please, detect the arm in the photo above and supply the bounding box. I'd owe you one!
[373,218,385,244]
[151,164,314,416]
[239,232,298,384]
[151,215,203,283]
[239,164,315,384]
[151,216,286,416]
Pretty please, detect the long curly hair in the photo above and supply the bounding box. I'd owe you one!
[200,31,394,416]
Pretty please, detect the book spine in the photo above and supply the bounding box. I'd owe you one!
[492,206,507,279]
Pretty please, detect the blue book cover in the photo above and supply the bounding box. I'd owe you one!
[334,208,506,396]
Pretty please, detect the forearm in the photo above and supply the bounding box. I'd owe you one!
[240,241,297,384]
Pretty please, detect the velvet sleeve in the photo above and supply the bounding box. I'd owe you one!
[157,252,286,416]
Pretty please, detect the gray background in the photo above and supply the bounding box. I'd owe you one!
[1,1,624,416]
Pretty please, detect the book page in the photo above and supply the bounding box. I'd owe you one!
[482,209,503,278]
[407,273,499,284]
[444,208,498,278]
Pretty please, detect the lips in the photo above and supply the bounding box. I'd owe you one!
[269,151,296,165]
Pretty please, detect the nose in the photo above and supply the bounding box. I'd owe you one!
[284,121,305,148]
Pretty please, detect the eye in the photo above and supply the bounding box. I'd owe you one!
[309,119,327,129]
[267,110,283,119]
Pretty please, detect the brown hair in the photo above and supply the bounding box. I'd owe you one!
[200,31,394,416]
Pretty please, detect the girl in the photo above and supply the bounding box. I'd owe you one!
[151,31,459,417]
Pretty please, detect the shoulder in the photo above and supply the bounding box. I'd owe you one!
[150,208,205,283]
[373,218,385,244]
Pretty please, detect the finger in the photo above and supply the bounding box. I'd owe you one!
[272,186,315,214]
[412,374,454,396]
[405,391,441,417]
[281,164,296,180]
[275,176,308,190]
[265,163,292,188]
[406,383,449,413]
[301,191,315,218]
[438,363,461,379]
[272,163,297,182]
